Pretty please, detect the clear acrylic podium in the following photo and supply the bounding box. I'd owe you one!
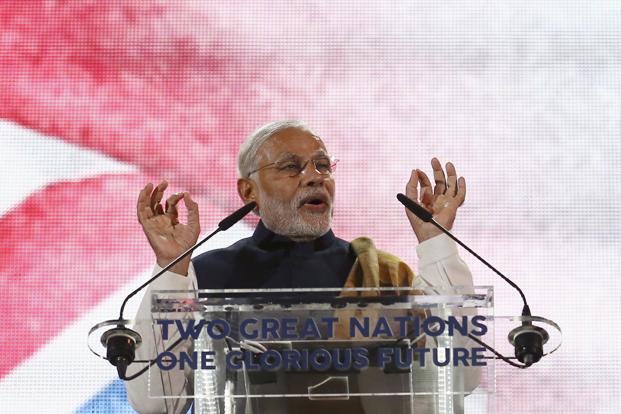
[148,286,495,414]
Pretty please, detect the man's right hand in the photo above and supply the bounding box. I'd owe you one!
[136,181,201,276]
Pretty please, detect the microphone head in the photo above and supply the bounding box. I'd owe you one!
[218,201,257,230]
[101,326,142,379]
[508,323,549,366]
[396,193,433,222]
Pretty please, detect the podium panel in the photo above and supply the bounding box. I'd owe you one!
[147,286,494,414]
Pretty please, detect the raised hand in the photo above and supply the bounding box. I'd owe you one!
[405,158,466,243]
[136,181,201,275]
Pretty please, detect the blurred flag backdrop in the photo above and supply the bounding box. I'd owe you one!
[1,1,620,412]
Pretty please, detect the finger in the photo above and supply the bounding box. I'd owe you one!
[431,158,446,196]
[183,192,201,234]
[137,183,154,223]
[138,205,155,224]
[417,169,433,207]
[445,162,458,197]
[150,180,168,214]
[455,177,466,206]
[164,192,184,225]
[405,169,419,202]
[421,185,434,207]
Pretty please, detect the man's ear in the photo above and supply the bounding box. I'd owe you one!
[237,178,257,205]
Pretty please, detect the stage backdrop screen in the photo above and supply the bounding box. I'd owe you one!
[0,1,619,413]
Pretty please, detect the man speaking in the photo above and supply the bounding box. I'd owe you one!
[126,120,476,413]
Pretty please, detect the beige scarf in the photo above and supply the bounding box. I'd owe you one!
[343,237,415,293]
[336,237,426,347]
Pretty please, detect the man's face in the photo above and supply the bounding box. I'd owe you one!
[251,127,335,240]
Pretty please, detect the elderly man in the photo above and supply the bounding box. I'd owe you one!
[126,120,474,413]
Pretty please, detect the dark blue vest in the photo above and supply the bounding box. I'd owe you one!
[192,221,356,289]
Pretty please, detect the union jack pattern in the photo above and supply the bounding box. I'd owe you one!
[1,1,620,413]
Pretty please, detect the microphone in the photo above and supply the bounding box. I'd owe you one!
[218,200,257,230]
[397,193,433,222]
[396,193,547,366]
[100,201,257,378]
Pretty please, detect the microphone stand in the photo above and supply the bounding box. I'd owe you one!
[397,193,549,366]
[99,201,256,379]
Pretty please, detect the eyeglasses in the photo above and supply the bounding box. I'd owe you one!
[247,156,339,178]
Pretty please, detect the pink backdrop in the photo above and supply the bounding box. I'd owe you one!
[1,1,619,412]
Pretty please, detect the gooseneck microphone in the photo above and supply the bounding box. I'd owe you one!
[101,201,257,379]
[396,193,547,366]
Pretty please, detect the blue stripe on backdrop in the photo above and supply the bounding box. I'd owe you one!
[75,379,192,414]
[75,379,135,414]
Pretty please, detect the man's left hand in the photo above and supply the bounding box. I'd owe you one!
[405,158,466,243]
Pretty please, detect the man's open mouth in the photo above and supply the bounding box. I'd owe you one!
[299,194,329,209]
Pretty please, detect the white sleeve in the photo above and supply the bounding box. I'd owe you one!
[124,263,198,414]
[415,233,473,291]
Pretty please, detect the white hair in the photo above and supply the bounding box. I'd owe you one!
[237,120,316,178]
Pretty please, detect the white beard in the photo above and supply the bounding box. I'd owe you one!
[258,191,333,241]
